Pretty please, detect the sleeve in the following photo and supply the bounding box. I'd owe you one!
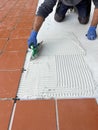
[37,0,57,18]
[93,0,98,8]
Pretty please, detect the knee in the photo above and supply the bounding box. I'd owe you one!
[78,16,89,24]
[54,13,65,22]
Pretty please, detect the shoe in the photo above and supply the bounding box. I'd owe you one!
[54,13,65,22]
[78,16,89,24]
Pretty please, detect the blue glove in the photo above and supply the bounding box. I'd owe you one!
[28,30,38,48]
[86,26,97,40]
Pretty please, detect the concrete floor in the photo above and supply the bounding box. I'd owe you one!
[18,0,98,101]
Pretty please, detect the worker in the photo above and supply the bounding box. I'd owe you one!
[28,0,97,48]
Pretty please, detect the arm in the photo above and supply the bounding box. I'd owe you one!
[91,8,98,26]
[28,0,57,47]
[86,0,98,40]
[33,16,44,32]
[33,0,57,31]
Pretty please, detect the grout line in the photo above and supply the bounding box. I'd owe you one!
[0,98,13,101]
[55,99,60,130]
[8,102,16,130]
[0,69,21,72]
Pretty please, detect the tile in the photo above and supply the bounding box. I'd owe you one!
[11,29,31,39]
[0,100,14,130]
[20,15,35,23]
[0,12,5,21]
[0,23,7,30]
[0,51,26,70]
[16,22,33,29]
[0,29,10,38]
[3,0,17,12]
[5,39,28,51]
[21,13,35,17]
[8,9,22,17]
[2,16,19,30]
[0,39,7,51]
[58,99,98,130]
[0,71,21,98]
[12,100,57,130]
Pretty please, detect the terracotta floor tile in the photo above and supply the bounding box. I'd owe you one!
[2,16,19,30]
[20,18,34,23]
[0,23,7,30]
[23,0,38,9]
[5,39,28,51]
[0,0,7,6]
[22,11,35,14]
[0,29,10,38]
[58,99,98,130]
[0,39,7,51]
[3,0,17,11]
[20,15,35,22]
[0,0,16,10]
[0,100,14,130]
[12,100,57,130]
[16,22,33,29]
[0,51,26,70]
[21,13,35,17]
[0,12,5,21]
[8,9,22,17]
[0,71,21,98]
[0,15,4,20]
[11,29,31,39]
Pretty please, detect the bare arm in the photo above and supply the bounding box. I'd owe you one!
[91,8,98,26]
[33,16,45,32]
[32,0,57,32]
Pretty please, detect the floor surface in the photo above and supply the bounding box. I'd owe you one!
[0,0,98,130]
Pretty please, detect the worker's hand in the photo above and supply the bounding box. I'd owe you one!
[28,30,38,48]
[86,26,97,40]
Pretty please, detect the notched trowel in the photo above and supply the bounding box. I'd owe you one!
[30,41,43,60]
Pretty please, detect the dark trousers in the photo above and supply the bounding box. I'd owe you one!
[56,0,91,18]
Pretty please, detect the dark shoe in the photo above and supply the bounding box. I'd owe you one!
[54,13,65,22]
[78,16,89,24]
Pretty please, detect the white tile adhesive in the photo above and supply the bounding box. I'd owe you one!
[17,33,97,99]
